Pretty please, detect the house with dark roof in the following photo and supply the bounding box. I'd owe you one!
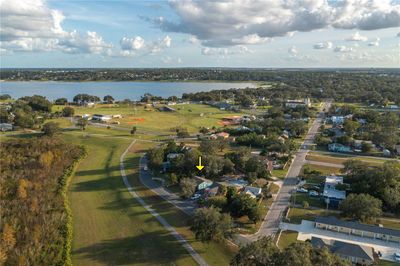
[311,237,376,265]
[315,216,400,244]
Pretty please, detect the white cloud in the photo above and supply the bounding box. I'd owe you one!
[288,46,298,56]
[59,31,112,54]
[152,0,400,47]
[201,45,251,56]
[345,32,368,42]
[313,41,333,49]
[120,36,145,50]
[188,35,199,44]
[0,0,111,54]
[368,37,380,47]
[118,35,172,55]
[334,45,355,53]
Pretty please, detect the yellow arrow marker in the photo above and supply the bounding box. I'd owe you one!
[196,156,204,171]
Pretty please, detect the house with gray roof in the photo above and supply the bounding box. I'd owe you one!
[311,237,375,265]
[315,216,400,244]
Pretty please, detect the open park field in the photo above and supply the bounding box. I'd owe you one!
[55,103,253,134]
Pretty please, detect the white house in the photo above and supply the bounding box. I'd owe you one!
[285,98,311,108]
[244,186,262,198]
[92,114,112,122]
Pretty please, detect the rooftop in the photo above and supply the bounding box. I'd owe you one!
[315,216,400,237]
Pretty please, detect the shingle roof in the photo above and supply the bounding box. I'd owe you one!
[311,237,375,261]
[315,216,400,237]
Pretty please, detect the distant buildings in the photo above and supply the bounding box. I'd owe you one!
[311,237,375,265]
[285,97,311,108]
[322,176,346,208]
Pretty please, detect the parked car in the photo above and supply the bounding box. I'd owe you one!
[191,193,201,200]
[308,190,319,197]
[296,187,308,193]
[394,252,400,262]
[143,166,148,171]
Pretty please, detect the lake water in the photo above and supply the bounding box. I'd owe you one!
[0,81,256,101]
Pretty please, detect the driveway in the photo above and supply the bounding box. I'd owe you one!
[280,221,400,263]
[236,100,332,245]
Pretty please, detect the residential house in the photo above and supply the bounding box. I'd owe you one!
[0,123,13,132]
[244,186,262,198]
[216,132,230,139]
[331,116,345,125]
[322,176,346,208]
[328,143,352,153]
[193,176,213,191]
[92,114,112,122]
[383,149,391,157]
[285,97,311,108]
[311,237,375,265]
[315,216,400,244]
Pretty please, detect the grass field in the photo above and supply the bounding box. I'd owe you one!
[287,207,339,224]
[306,153,392,167]
[277,230,298,250]
[300,164,342,176]
[124,142,238,265]
[55,103,250,134]
[64,134,196,266]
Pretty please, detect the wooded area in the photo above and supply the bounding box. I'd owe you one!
[0,137,85,265]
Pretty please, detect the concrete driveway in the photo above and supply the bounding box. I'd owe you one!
[280,221,400,262]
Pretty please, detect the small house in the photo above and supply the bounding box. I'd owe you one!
[193,176,213,191]
[0,123,13,132]
[244,186,262,198]
[92,114,112,122]
[328,143,352,153]
[311,237,375,265]
[322,175,346,208]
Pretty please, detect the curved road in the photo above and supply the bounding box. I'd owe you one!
[119,140,208,266]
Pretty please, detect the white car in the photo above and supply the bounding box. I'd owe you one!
[191,194,201,200]
[309,190,319,197]
[296,188,308,193]
[143,166,148,171]
[394,253,400,262]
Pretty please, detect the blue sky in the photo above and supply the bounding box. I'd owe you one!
[1,0,399,68]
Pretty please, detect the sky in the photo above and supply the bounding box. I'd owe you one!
[1,0,400,68]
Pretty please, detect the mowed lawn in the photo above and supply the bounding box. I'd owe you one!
[124,142,238,265]
[64,134,195,266]
[56,103,250,134]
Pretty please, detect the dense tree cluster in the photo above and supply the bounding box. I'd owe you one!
[0,137,84,265]
[343,160,400,214]
[2,69,399,104]
[231,236,349,266]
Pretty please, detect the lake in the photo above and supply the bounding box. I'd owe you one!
[0,81,256,101]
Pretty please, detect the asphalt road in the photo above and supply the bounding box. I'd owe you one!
[120,140,208,266]
[139,156,196,215]
[237,100,332,245]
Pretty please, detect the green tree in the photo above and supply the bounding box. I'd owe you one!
[199,140,217,154]
[76,118,88,130]
[42,122,61,137]
[130,126,137,135]
[216,137,229,152]
[343,120,359,137]
[231,236,279,266]
[248,205,263,224]
[62,106,75,117]
[55,97,68,105]
[361,141,372,153]
[167,173,178,186]
[339,193,382,222]
[190,206,232,242]
[103,95,115,103]
[147,147,165,170]
[180,177,197,198]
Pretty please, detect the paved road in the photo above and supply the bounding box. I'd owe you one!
[139,156,196,215]
[237,100,332,244]
[119,140,208,266]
